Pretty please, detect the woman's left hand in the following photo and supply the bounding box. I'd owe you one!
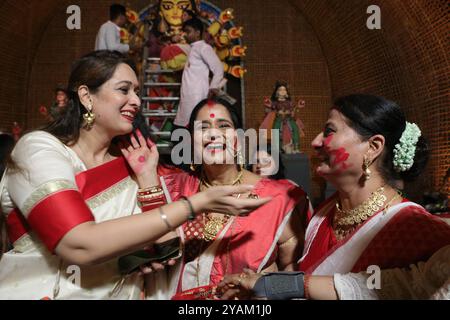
[217,268,263,300]
[120,129,159,187]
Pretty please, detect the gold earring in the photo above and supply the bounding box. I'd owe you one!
[363,155,371,180]
[190,163,197,172]
[237,150,245,171]
[83,103,96,129]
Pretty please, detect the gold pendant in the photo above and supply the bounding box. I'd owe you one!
[203,217,225,241]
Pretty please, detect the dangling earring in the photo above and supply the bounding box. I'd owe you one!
[363,155,371,180]
[237,150,245,171]
[190,163,197,172]
[83,102,96,130]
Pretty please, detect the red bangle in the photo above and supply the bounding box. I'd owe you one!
[304,274,311,299]
[142,203,164,212]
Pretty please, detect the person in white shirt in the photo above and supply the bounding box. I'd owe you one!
[95,4,129,53]
[174,17,225,127]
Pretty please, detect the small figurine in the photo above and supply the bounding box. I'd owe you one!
[259,81,305,154]
[49,86,69,121]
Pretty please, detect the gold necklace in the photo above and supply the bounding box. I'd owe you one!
[333,186,387,240]
[334,186,387,227]
[194,170,243,289]
[200,170,244,188]
[200,170,243,242]
[333,187,402,241]
[195,197,238,288]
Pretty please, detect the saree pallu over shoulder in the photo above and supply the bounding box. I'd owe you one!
[5,157,135,251]
[0,132,142,299]
[158,173,309,295]
[299,197,450,276]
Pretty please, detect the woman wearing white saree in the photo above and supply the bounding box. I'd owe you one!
[218,94,450,300]
[0,50,270,299]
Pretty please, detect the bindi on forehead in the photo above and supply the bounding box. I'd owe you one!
[207,100,215,118]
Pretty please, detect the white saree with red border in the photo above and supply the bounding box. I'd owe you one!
[0,131,144,299]
[145,172,311,299]
[299,193,450,275]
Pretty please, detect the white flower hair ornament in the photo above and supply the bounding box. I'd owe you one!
[392,122,422,172]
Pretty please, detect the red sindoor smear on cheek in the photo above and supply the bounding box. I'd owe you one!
[323,134,352,172]
[331,148,349,166]
[324,134,333,147]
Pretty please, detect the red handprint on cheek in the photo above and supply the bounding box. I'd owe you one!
[323,134,352,173]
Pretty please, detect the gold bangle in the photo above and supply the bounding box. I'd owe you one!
[138,185,163,194]
[159,207,175,231]
[137,191,165,200]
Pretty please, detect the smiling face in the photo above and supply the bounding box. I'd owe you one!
[160,0,192,27]
[192,103,238,166]
[88,63,140,137]
[311,109,370,183]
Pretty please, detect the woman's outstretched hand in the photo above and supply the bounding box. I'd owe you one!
[190,184,272,216]
[217,268,262,300]
[120,129,159,187]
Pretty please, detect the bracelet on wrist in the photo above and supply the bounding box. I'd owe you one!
[159,207,175,231]
[180,196,196,221]
[253,272,306,300]
[304,274,311,300]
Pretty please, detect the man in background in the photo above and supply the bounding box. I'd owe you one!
[174,17,225,128]
[95,4,130,53]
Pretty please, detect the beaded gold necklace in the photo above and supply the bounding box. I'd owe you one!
[333,186,387,240]
[333,186,403,241]
[194,170,243,288]
[200,170,243,241]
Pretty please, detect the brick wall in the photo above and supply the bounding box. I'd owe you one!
[0,0,448,200]
[292,0,450,198]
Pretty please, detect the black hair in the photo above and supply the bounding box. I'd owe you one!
[270,80,292,102]
[188,96,242,133]
[333,94,429,185]
[0,133,15,177]
[42,50,136,145]
[110,4,127,21]
[182,17,204,35]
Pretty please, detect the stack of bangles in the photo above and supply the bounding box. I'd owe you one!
[137,185,166,211]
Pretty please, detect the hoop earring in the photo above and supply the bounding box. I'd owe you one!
[190,163,197,172]
[363,155,371,180]
[83,103,96,130]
